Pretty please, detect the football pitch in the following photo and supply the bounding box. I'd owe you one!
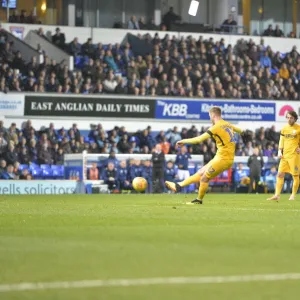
[1,194,300,300]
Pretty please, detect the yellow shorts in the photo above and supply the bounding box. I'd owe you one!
[278,155,300,176]
[198,157,234,180]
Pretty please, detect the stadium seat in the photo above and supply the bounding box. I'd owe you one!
[19,164,29,171]
[40,164,51,170]
[29,163,40,171]
[51,165,64,179]
[31,168,42,179]
[42,168,53,179]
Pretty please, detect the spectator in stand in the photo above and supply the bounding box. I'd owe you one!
[234,163,250,193]
[221,15,237,32]
[103,72,118,93]
[68,38,81,56]
[162,7,181,31]
[5,144,18,166]
[118,160,131,191]
[1,164,17,180]
[19,148,31,165]
[54,148,64,165]
[147,19,158,31]
[260,51,272,68]
[128,16,140,30]
[52,28,66,50]
[129,159,143,181]
[160,136,170,154]
[142,160,153,193]
[38,144,53,165]
[0,136,8,156]
[164,160,178,185]
[104,50,118,72]
[19,169,32,180]
[118,135,130,153]
[264,166,277,193]
[101,162,119,192]
[88,162,99,180]
[175,146,191,185]
[263,24,273,36]
[279,63,290,80]
[19,10,27,23]
[0,160,7,177]
[166,127,181,147]
[138,17,147,30]
[8,10,19,23]
[274,25,284,37]
[82,38,94,57]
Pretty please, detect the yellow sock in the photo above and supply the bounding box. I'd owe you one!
[179,173,201,187]
[292,176,299,197]
[275,177,284,196]
[198,181,209,200]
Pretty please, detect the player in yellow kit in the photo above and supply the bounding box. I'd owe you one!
[267,111,300,201]
[165,106,246,204]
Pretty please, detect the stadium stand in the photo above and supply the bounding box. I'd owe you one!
[0,27,300,100]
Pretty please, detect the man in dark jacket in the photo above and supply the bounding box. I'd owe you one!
[162,7,181,31]
[152,144,165,193]
[52,28,66,50]
[247,147,264,193]
[101,162,119,192]
[38,144,53,165]
[5,145,18,166]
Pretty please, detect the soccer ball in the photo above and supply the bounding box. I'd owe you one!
[132,177,148,193]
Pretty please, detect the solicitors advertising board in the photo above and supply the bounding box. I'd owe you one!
[155,99,276,122]
[24,95,156,118]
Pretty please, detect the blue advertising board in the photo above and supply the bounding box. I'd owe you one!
[155,100,276,121]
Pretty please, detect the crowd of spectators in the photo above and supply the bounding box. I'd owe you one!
[0,120,280,182]
[1,27,300,100]
[8,9,41,24]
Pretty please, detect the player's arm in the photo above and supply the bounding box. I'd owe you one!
[232,125,252,144]
[231,125,243,134]
[177,132,210,146]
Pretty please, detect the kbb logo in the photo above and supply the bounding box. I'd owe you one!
[162,104,188,117]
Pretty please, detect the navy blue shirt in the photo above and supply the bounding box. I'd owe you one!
[142,166,152,182]
[129,165,143,180]
[118,167,129,182]
[165,167,177,181]
[175,153,191,170]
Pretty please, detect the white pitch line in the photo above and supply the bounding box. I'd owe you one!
[1,273,300,293]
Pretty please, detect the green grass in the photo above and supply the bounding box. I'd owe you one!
[1,193,300,299]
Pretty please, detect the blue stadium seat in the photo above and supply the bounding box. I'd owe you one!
[40,164,51,170]
[31,168,42,179]
[42,168,53,179]
[29,163,39,171]
[51,165,64,179]
[19,164,29,171]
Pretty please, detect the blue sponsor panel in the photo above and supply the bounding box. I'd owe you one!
[155,100,276,121]
[0,181,84,195]
[64,159,83,180]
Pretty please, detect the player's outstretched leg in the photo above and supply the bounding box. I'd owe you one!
[289,175,299,200]
[165,166,206,193]
[186,176,209,205]
[267,173,284,201]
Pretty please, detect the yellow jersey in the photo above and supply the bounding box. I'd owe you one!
[207,119,241,160]
[280,124,300,159]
